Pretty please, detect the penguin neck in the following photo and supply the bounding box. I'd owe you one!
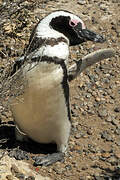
[29,39,69,65]
[25,60,65,92]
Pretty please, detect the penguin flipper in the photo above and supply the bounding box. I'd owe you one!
[10,56,25,76]
[68,48,115,81]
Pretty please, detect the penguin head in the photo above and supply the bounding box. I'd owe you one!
[38,10,105,46]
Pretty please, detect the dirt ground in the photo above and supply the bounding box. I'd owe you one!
[0,0,120,179]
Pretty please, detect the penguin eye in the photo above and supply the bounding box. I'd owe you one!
[69,19,79,27]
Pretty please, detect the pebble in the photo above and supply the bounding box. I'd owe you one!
[8,149,29,160]
[6,175,13,180]
[77,0,86,5]
[63,171,72,177]
[100,4,107,11]
[0,106,3,111]
[65,164,72,171]
[106,115,115,122]
[98,109,108,118]
[87,129,93,135]
[112,119,119,126]
[109,99,115,104]
[107,156,117,165]
[114,152,120,159]
[116,140,120,146]
[114,128,120,135]
[85,93,92,98]
[11,164,19,175]
[88,144,98,153]
[92,17,98,24]
[75,132,86,139]
[53,166,65,175]
[25,176,35,180]
[81,164,89,170]
[101,152,111,158]
[92,162,101,169]
[112,0,119,3]
[94,174,102,180]
[114,107,120,113]
[101,131,113,141]
[15,173,25,179]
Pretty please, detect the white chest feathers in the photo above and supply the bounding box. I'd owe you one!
[11,61,71,152]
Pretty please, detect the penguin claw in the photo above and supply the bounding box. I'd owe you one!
[33,152,64,166]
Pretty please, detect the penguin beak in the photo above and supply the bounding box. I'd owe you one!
[74,23,105,43]
[78,29,105,43]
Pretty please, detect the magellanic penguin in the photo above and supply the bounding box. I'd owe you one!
[10,10,105,166]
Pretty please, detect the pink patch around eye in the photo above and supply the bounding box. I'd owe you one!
[69,19,79,27]
[69,19,86,29]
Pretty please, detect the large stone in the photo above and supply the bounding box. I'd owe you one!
[0,154,51,180]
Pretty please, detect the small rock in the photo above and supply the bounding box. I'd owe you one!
[88,144,97,153]
[109,99,115,104]
[78,0,86,5]
[63,171,72,177]
[94,173,101,180]
[92,17,98,24]
[71,109,79,117]
[16,173,25,179]
[75,133,84,139]
[87,109,95,115]
[107,156,117,165]
[53,166,65,175]
[112,119,119,126]
[101,152,111,158]
[99,156,106,161]
[11,164,19,175]
[9,149,29,160]
[101,131,113,141]
[92,162,101,168]
[114,107,120,112]
[65,164,72,170]
[6,175,13,180]
[114,152,120,159]
[0,105,3,111]
[81,164,89,170]
[85,93,91,98]
[114,128,120,135]
[112,0,119,3]
[87,129,93,135]
[98,109,108,118]
[102,78,110,84]
[116,140,120,146]
[95,97,101,102]
[106,115,115,122]
[26,176,35,180]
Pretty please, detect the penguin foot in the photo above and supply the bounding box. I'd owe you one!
[33,152,64,166]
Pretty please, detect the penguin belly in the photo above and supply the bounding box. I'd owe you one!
[11,62,71,149]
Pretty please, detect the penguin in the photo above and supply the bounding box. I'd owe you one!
[10,10,105,166]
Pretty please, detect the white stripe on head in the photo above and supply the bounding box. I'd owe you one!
[36,11,86,38]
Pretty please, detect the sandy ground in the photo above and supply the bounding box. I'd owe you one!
[0,0,120,179]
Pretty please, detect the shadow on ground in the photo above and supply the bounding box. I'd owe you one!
[0,121,57,155]
[102,167,120,180]
[0,122,120,178]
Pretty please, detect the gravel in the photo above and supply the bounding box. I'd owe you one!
[8,149,29,160]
